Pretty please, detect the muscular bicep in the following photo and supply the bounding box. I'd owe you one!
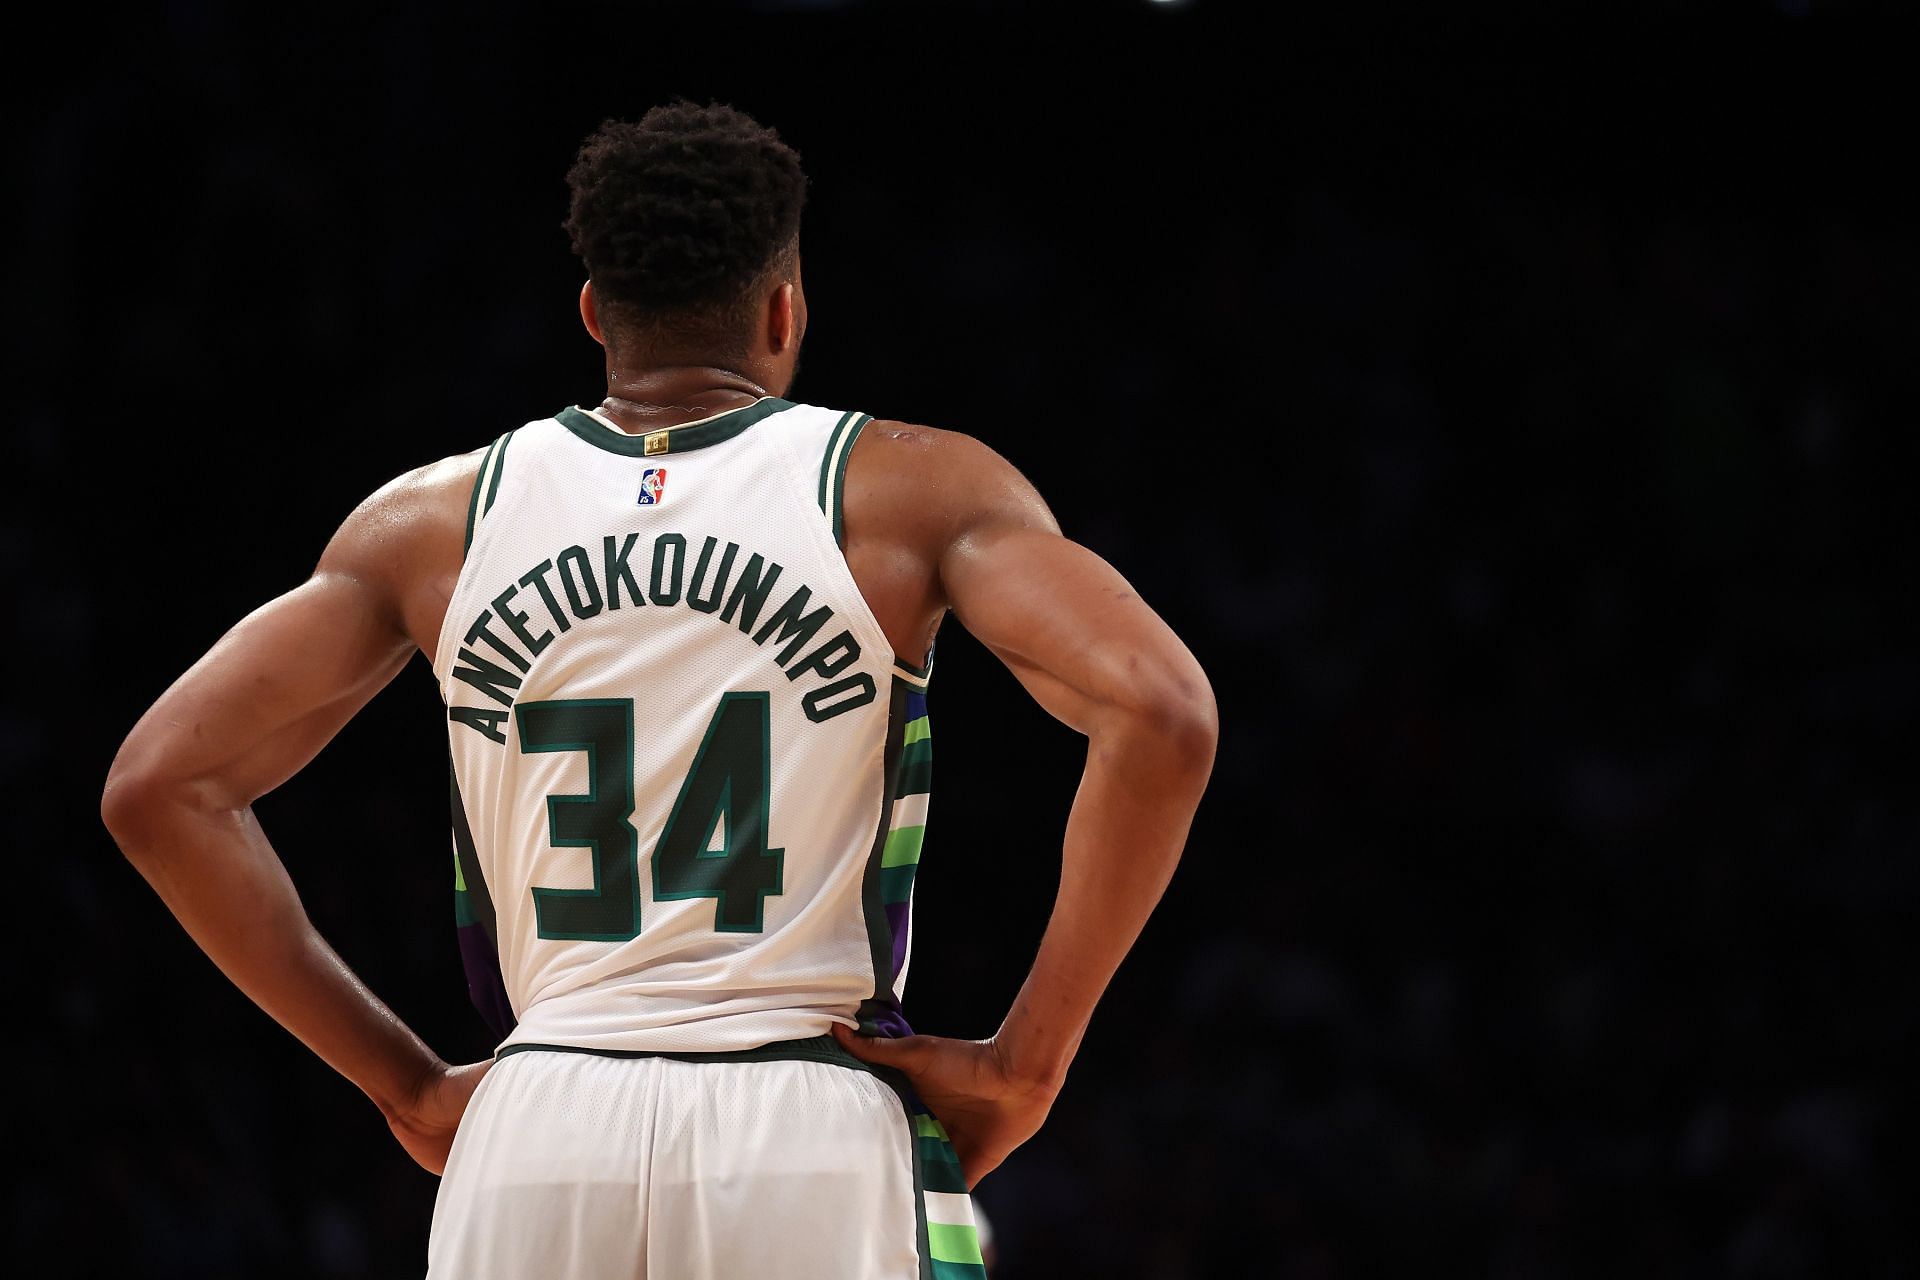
[108,569,416,813]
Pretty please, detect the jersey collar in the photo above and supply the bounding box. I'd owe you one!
[556,397,793,457]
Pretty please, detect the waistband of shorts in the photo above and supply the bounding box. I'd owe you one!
[494,1033,868,1071]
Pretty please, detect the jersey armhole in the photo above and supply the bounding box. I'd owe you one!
[893,648,934,688]
[463,429,516,554]
[816,410,872,552]
[817,411,940,687]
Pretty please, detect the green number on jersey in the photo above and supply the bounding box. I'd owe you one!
[520,693,782,939]
[652,692,785,932]
[518,699,641,941]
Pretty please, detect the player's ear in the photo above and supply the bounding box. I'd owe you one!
[580,281,607,347]
[767,282,796,356]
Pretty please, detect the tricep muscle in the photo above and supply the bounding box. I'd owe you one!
[105,569,415,818]
[942,522,1212,740]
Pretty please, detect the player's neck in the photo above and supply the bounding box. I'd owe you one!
[601,365,772,430]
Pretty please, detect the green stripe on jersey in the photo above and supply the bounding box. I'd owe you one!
[881,826,926,869]
[903,716,931,745]
[919,1133,961,1164]
[462,434,505,553]
[831,414,871,548]
[881,864,918,905]
[913,1114,948,1140]
[482,429,514,514]
[555,399,792,457]
[816,411,859,512]
[495,1034,865,1068]
[897,757,933,799]
[927,1222,985,1267]
[930,1261,989,1280]
[917,1145,969,1195]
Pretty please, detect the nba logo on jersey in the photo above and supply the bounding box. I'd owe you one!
[638,468,667,506]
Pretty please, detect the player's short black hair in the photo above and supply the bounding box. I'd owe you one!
[564,102,807,353]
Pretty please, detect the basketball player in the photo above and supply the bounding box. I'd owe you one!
[102,103,1216,1278]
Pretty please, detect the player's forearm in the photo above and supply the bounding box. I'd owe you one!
[103,787,444,1119]
[994,698,1216,1090]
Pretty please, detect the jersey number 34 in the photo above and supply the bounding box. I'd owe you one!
[516,693,785,940]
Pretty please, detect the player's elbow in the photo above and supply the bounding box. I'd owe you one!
[101,737,201,849]
[101,748,161,845]
[1114,661,1218,780]
[1159,679,1219,779]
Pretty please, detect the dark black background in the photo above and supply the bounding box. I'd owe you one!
[10,3,1917,1276]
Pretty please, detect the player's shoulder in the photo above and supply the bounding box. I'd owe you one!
[854,418,986,462]
[322,444,490,578]
[851,419,1029,491]
[846,418,1057,537]
[370,445,488,508]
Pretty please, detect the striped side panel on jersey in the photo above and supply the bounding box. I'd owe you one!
[913,1111,987,1280]
[856,660,933,1038]
[818,410,874,549]
[896,1091,985,1280]
[462,429,516,553]
[449,759,514,1038]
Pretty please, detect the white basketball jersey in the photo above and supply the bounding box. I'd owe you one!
[432,399,932,1054]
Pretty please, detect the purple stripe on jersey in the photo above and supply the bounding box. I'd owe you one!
[456,922,515,1038]
[862,1001,914,1040]
[886,900,912,977]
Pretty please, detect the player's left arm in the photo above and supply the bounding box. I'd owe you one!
[833,425,1216,1187]
[100,458,489,1174]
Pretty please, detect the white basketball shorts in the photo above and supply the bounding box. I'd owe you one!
[426,1036,985,1279]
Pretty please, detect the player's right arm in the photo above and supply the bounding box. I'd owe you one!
[833,426,1218,1187]
[100,453,489,1174]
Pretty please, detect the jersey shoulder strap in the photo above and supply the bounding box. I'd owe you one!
[463,428,518,552]
[815,409,873,550]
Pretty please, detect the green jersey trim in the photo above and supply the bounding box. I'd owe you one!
[832,414,873,548]
[462,433,508,554]
[866,1066,974,1275]
[808,408,930,679]
[893,650,934,687]
[554,397,793,457]
[450,760,498,945]
[816,410,873,549]
[495,1033,864,1069]
[482,429,514,515]
[816,411,858,511]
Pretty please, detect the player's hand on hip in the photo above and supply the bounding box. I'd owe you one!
[387,1058,494,1176]
[831,1025,1056,1189]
